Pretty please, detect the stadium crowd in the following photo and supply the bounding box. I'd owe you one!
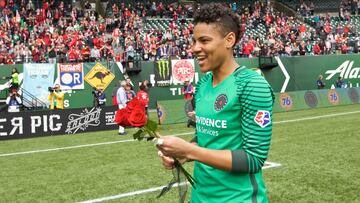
[340,0,360,17]
[0,0,359,64]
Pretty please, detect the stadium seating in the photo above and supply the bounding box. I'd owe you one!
[278,0,340,12]
[144,18,189,31]
[31,0,72,9]
[0,0,358,65]
[305,15,360,36]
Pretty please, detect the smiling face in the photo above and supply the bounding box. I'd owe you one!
[192,22,238,73]
[192,23,233,73]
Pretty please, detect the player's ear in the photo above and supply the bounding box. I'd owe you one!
[224,32,236,49]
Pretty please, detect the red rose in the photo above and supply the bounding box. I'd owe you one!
[114,108,130,127]
[128,107,147,127]
[126,98,144,112]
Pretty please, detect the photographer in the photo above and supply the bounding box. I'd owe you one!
[93,88,107,107]
[48,84,64,110]
[6,90,22,112]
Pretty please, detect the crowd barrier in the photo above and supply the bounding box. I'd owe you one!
[0,106,117,140]
[157,87,360,125]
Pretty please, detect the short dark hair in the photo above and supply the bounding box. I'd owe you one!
[193,3,241,45]
[139,83,147,91]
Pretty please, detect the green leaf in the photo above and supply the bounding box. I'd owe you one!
[145,129,155,138]
[145,120,158,132]
[138,131,147,141]
[133,129,143,140]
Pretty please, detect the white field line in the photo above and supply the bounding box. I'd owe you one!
[77,182,188,203]
[77,161,281,203]
[1,110,360,158]
[0,132,193,157]
[273,110,360,124]
[262,161,282,169]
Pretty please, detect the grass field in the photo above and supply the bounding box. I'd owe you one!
[0,104,359,203]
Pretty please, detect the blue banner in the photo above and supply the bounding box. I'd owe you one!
[23,64,55,107]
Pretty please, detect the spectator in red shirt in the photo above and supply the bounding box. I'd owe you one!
[82,44,91,62]
[265,14,273,27]
[324,24,332,34]
[299,24,307,33]
[68,47,79,62]
[341,43,348,54]
[31,47,40,63]
[242,41,254,57]
[5,54,13,64]
[0,0,5,8]
[313,43,321,55]
[343,24,350,37]
[43,32,51,46]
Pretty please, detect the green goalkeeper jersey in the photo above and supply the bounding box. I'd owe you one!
[190,67,274,203]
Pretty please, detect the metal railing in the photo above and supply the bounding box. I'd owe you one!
[19,88,48,110]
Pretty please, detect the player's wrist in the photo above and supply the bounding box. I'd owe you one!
[185,143,200,162]
[186,142,198,162]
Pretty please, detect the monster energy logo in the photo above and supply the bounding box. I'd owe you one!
[156,60,170,80]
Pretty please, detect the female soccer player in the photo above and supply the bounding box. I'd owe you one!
[157,3,274,203]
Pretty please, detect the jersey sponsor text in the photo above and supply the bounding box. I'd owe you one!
[195,116,227,129]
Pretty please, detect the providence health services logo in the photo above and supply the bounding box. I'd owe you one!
[65,107,102,134]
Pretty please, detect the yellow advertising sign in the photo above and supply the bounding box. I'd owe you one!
[85,63,115,90]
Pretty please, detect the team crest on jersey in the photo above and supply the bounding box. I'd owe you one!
[254,110,271,128]
[214,94,228,111]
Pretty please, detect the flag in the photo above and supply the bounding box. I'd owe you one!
[23,63,55,107]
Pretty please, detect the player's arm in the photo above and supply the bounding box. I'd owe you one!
[182,78,274,173]
[232,77,274,173]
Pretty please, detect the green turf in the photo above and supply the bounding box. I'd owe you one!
[0,104,359,203]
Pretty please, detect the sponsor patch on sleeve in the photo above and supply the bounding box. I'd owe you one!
[254,110,271,128]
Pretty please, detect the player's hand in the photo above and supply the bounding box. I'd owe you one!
[157,136,194,160]
[158,151,175,170]
[187,111,195,120]
[158,151,187,170]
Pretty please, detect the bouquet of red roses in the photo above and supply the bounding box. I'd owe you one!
[114,98,196,203]
[114,98,147,127]
[114,98,159,140]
